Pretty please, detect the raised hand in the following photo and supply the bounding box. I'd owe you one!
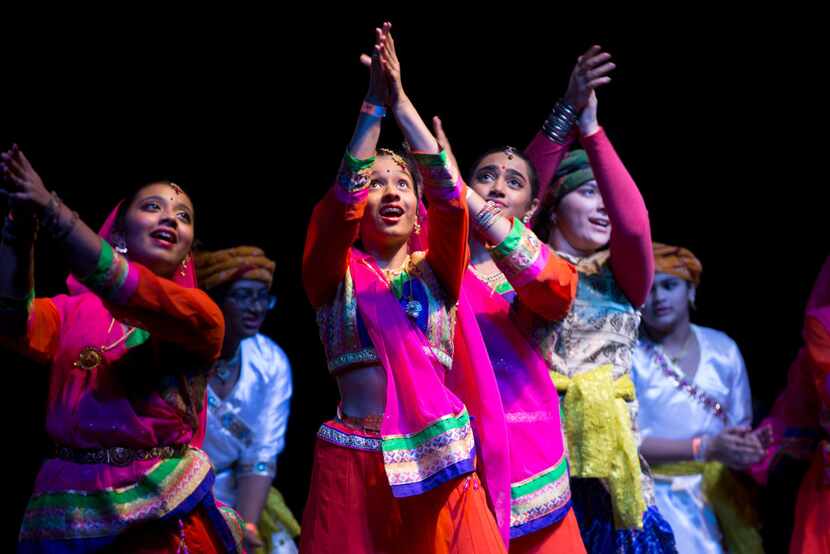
[0,145,51,214]
[359,26,390,107]
[432,115,459,170]
[564,45,615,112]
[375,22,405,108]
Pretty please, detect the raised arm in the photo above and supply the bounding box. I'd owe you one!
[377,24,469,300]
[526,45,615,203]
[302,27,389,307]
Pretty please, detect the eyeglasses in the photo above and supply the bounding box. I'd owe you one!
[226,290,277,310]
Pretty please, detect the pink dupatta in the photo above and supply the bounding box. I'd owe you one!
[349,248,512,546]
[462,270,571,538]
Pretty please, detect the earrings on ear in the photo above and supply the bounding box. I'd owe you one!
[180,254,190,277]
[113,236,128,255]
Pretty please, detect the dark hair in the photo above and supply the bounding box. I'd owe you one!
[467,146,540,200]
[112,180,193,237]
[532,188,558,244]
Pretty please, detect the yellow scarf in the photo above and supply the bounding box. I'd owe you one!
[652,461,763,554]
[552,364,646,529]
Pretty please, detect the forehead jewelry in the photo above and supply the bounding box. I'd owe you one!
[503,146,518,160]
[378,148,410,173]
[167,181,184,196]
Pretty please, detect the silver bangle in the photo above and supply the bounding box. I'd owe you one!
[542,100,578,144]
[473,201,502,233]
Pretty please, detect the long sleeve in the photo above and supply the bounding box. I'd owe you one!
[302,153,372,308]
[727,344,754,427]
[416,149,469,302]
[81,240,225,362]
[239,338,293,479]
[582,128,653,307]
[524,130,575,203]
[0,293,61,365]
[490,218,577,321]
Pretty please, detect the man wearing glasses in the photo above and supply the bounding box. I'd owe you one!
[195,246,300,554]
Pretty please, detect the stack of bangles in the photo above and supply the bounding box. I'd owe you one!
[473,200,502,233]
[542,99,578,144]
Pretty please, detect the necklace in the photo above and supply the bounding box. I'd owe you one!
[666,330,694,365]
[382,255,423,320]
[215,347,241,384]
[74,318,136,371]
[469,263,506,296]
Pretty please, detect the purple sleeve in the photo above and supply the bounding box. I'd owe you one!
[524,131,575,203]
[582,128,653,307]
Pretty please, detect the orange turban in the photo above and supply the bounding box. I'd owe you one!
[194,246,276,290]
[653,242,702,286]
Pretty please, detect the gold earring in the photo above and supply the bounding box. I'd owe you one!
[413,221,421,235]
[180,255,189,277]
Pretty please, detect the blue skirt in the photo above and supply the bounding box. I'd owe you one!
[571,477,677,554]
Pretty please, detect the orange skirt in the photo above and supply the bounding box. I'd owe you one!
[103,504,231,553]
[509,508,586,553]
[300,421,506,554]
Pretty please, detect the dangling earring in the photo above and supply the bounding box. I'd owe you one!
[114,237,128,255]
[414,221,421,235]
[180,254,189,277]
[522,213,533,225]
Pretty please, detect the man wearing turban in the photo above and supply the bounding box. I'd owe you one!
[632,242,766,554]
[195,246,300,554]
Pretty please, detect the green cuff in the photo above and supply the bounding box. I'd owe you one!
[80,239,114,287]
[343,151,375,173]
[412,149,448,167]
[490,218,525,259]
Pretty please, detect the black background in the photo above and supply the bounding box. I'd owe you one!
[2,9,825,548]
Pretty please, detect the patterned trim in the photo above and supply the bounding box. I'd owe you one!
[382,409,476,496]
[504,410,558,424]
[317,422,383,451]
[414,150,460,201]
[647,342,727,423]
[509,456,572,533]
[492,219,547,288]
[220,412,253,447]
[207,389,255,447]
[329,347,380,372]
[80,240,139,304]
[429,346,454,369]
[217,504,246,553]
[20,447,213,541]
[336,151,374,198]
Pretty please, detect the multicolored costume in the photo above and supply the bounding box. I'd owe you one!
[526,128,677,553]
[464,218,586,553]
[4,206,244,553]
[300,150,509,553]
